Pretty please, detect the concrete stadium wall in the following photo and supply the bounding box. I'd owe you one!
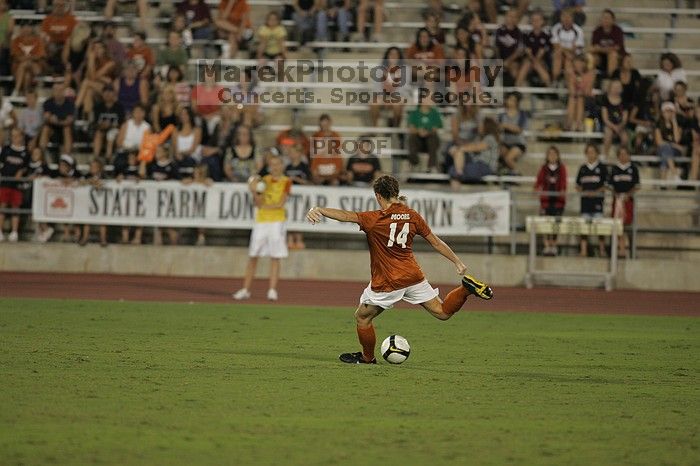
[1,243,699,292]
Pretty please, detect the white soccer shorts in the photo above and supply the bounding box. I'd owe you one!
[248,221,288,258]
[359,279,440,309]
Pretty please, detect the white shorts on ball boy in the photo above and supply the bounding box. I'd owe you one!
[248,221,288,258]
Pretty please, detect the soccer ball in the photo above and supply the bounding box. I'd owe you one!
[380,335,411,364]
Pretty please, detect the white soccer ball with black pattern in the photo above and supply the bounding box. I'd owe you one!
[380,335,411,364]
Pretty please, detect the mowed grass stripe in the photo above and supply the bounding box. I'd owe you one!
[1,298,698,466]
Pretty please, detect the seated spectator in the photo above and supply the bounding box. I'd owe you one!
[10,21,46,97]
[565,54,595,131]
[215,0,252,58]
[75,40,117,117]
[92,85,125,161]
[448,117,500,185]
[61,21,92,83]
[345,137,382,186]
[172,13,194,53]
[163,66,192,108]
[224,124,259,182]
[655,101,683,182]
[655,53,686,101]
[127,31,155,78]
[39,82,74,155]
[256,11,287,61]
[78,158,107,247]
[448,46,480,98]
[423,9,445,45]
[609,146,639,258]
[17,88,43,149]
[230,67,262,128]
[201,105,235,162]
[40,0,76,73]
[0,0,13,77]
[116,103,151,156]
[406,27,445,63]
[138,146,178,245]
[495,9,524,86]
[534,145,567,256]
[157,30,189,70]
[0,127,29,242]
[311,114,343,185]
[370,47,407,128]
[285,142,312,185]
[353,0,384,42]
[104,0,148,32]
[451,102,483,147]
[482,0,529,23]
[100,21,127,68]
[551,8,584,82]
[177,0,213,40]
[575,143,607,257]
[672,81,696,148]
[292,0,319,45]
[590,9,625,78]
[151,86,180,133]
[601,79,629,157]
[407,99,443,172]
[629,83,660,155]
[276,124,310,156]
[552,0,585,26]
[0,95,14,144]
[518,9,551,86]
[173,107,203,165]
[611,54,641,105]
[113,61,148,117]
[191,72,223,135]
[498,92,528,173]
[453,26,475,59]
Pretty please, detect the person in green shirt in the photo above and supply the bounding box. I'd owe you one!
[157,30,189,69]
[407,99,443,171]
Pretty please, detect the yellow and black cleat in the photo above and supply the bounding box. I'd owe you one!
[462,274,494,300]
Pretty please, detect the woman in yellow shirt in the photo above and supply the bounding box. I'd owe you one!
[256,11,287,60]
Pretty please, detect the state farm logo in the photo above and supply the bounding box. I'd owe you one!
[44,189,74,217]
[461,197,501,232]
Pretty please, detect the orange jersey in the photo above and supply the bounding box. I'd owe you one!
[357,203,433,292]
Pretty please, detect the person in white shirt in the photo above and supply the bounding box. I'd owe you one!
[551,8,585,81]
[655,53,687,101]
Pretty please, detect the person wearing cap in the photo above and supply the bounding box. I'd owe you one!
[655,101,684,182]
[39,82,74,156]
[92,85,125,160]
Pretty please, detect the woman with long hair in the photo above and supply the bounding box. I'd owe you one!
[534,145,567,256]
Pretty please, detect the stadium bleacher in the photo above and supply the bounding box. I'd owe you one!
[0,0,698,254]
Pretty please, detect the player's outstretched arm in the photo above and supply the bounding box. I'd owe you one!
[424,232,467,275]
[306,207,360,224]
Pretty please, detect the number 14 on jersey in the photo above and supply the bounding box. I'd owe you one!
[387,222,409,248]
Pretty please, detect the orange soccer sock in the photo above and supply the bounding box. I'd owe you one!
[356,325,376,362]
[442,286,469,316]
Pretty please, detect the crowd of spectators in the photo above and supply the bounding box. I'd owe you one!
[0,0,699,245]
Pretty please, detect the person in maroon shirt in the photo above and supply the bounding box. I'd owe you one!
[590,9,625,78]
[517,9,551,86]
[176,0,213,40]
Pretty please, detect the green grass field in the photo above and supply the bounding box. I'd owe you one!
[1,298,698,466]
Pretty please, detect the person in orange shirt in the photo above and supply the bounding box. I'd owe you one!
[215,0,252,58]
[40,0,76,72]
[310,113,343,185]
[10,22,46,96]
[306,175,493,364]
[127,31,155,78]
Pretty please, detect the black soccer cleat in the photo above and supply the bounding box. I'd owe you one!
[462,274,494,300]
[339,352,377,364]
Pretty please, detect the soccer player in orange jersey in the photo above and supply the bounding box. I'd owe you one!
[306,175,493,364]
